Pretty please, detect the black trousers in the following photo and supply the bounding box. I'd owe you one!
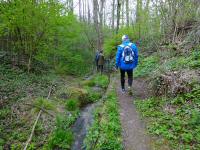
[120,69,133,89]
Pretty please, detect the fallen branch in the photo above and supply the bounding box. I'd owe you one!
[23,110,42,150]
[24,85,54,150]
[25,103,54,117]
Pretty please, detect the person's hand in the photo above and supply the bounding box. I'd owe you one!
[115,65,118,71]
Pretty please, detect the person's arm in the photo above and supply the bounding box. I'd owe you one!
[116,46,122,68]
[133,44,139,67]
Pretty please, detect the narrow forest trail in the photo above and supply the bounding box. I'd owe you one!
[116,78,151,150]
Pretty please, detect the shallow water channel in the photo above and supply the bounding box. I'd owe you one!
[71,102,99,150]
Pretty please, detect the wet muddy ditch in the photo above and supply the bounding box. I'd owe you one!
[71,102,100,150]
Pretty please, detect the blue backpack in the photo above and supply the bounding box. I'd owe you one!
[121,43,135,64]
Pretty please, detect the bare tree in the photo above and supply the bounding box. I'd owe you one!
[79,0,82,20]
[112,0,115,29]
[93,0,101,49]
[87,0,91,23]
[126,0,129,26]
[116,0,121,33]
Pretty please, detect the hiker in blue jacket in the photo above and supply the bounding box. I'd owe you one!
[116,35,138,94]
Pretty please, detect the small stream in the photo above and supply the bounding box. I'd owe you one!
[71,102,99,150]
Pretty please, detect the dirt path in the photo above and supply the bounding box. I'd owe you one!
[116,78,151,150]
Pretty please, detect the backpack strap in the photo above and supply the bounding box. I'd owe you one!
[128,43,133,47]
[119,44,125,48]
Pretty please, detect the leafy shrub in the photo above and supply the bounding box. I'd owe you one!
[65,99,79,111]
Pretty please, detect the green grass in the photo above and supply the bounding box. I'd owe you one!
[158,50,200,72]
[135,84,200,149]
[81,74,109,89]
[84,89,123,150]
[134,50,200,79]
[45,112,79,149]
[65,99,79,111]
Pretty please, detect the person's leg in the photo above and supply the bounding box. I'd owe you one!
[97,65,100,72]
[100,65,103,74]
[120,69,125,90]
[96,61,98,71]
[127,69,133,87]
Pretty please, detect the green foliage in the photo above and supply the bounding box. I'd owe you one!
[0,138,5,149]
[0,64,56,102]
[65,99,79,111]
[135,85,200,149]
[82,74,109,89]
[0,0,93,75]
[134,55,160,78]
[134,49,200,79]
[103,27,142,58]
[88,89,102,102]
[27,143,36,150]
[157,50,200,72]
[93,74,109,89]
[10,144,22,150]
[83,86,102,102]
[33,98,55,112]
[45,113,79,149]
[10,130,28,142]
[84,90,123,150]
[47,129,73,150]
[0,107,10,119]
[80,74,109,103]
[188,50,200,69]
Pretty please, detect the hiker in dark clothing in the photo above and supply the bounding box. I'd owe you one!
[97,50,105,74]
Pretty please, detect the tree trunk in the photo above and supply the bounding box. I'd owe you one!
[116,0,121,34]
[87,0,91,23]
[93,0,101,49]
[82,0,85,21]
[112,0,115,29]
[126,0,129,27]
[136,0,142,38]
[121,0,124,26]
[99,0,105,49]
[79,0,82,20]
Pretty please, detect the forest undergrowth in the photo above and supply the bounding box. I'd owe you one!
[0,63,109,149]
[134,39,200,149]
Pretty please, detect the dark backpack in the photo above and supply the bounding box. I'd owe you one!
[121,44,135,64]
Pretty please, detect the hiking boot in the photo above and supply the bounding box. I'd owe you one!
[121,88,125,94]
[128,86,133,95]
